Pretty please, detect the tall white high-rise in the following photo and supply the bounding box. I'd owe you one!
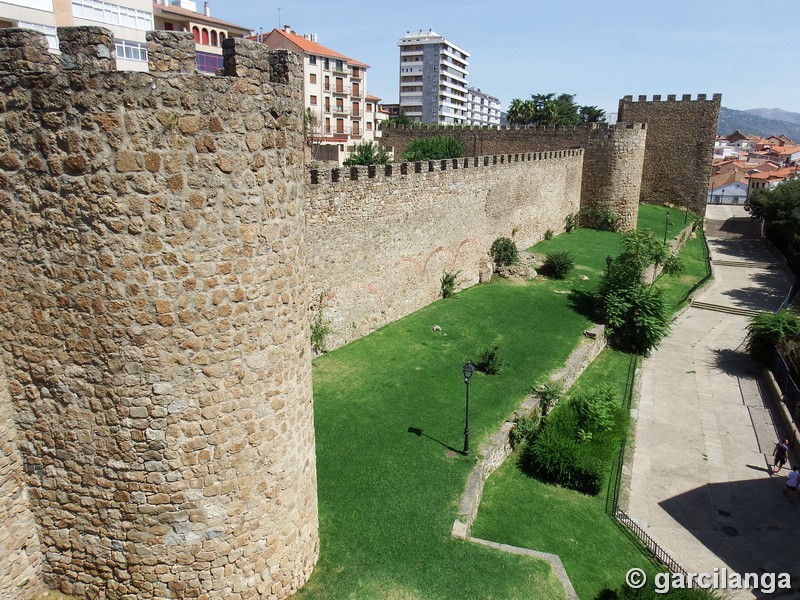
[398,30,469,125]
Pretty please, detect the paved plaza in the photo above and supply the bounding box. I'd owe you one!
[627,205,800,599]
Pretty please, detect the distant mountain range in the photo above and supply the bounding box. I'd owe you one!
[717,107,800,141]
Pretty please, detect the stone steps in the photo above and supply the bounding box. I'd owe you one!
[689,300,762,317]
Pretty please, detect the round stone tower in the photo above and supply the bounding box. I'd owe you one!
[0,28,318,598]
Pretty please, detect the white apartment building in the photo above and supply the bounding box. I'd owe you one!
[466,87,501,126]
[0,0,154,71]
[260,25,374,165]
[398,29,469,125]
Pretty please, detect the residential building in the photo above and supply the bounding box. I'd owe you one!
[364,94,388,141]
[398,29,469,125]
[707,171,748,204]
[0,0,154,71]
[466,87,501,126]
[152,0,249,74]
[258,25,372,165]
[747,166,800,200]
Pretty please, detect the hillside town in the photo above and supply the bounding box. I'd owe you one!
[709,131,800,204]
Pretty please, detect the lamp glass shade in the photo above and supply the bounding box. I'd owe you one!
[463,361,475,381]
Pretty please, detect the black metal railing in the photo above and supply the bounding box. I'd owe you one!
[769,347,800,426]
[614,510,687,575]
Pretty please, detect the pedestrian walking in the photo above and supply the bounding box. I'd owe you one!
[772,439,790,474]
[784,466,799,502]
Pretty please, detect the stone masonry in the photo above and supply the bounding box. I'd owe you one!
[618,94,721,214]
[0,28,318,599]
[379,122,648,230]
[307,151,584,349]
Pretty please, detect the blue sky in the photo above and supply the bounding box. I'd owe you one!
[213,0,800,118]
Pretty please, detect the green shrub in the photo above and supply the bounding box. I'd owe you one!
[564,213,577,233]
[534,380,563,415]
[343,140,390,166]
[573,387,618,434]
[544,229,554,240]
[404,136,465,162]
[475,344,504,375]
[509,413,540,449]
[597,581,726,599]
[578,207,621,232]
[542,250,575,279]
[745,308,800,366]
[310,292,332,354]
[440,270,460,298]
[520,423,603,495]
[490,237,519,266]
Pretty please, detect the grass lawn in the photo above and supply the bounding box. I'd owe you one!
[299,204,707,598]
[300,277,596,598]
[471,350,659,600]
[470,213,709,599]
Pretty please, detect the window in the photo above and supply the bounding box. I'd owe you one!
[366,122,372,130]
[309,55,317,65]
[309,73,317,84]
[17,21,58,49]
[72,0,151,30]
[192,26,199,43]
[310,95,317,105]
[210,31,217,46]
[366,103,373,111]
[196,51,223,74]
[352,121,360,135]
[114,39,147,62]
[335,60,343,71]
[336,119,344,133]
[323,58,330,70]
[352,101,360,116]
[164,22,174,31]
[219,32,226,42]
[201,29,209,45]
[352,82,360,97]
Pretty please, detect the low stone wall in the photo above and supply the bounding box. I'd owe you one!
[452,324,607,538]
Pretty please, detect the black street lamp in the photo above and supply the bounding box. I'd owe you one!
[462,361,475,456]
[605,255,613,274]
[684,196,690,224]
[663,211,671,246]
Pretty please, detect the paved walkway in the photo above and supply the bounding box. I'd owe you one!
[627,205,800,599]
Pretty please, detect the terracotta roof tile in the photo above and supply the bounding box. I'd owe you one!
[256,28,369,68]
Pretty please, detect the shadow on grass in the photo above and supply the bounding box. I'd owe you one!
[568,289,600,320]
[407,426,460,454]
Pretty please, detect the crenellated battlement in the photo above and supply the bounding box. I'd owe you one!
[309,149,584,185]
[379,121,646,133]
[621,93,723,104]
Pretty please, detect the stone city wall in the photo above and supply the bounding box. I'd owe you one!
[379,122,648,231]
[0,27,318,599]
[617,94,721,214]
[306,150,584,349]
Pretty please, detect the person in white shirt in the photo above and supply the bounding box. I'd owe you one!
[783,465,799,502]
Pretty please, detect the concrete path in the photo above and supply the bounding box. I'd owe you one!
[626,205,800,599]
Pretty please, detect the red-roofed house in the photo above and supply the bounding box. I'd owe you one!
[748,166,800,200]
[259,26,375,164]
[153,1,250,74]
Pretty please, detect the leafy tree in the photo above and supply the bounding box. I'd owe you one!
[506,93,606,127]
[384,107,413,126]
[403,136,464,162]
[579,105,607,124]
[597,229,680,354]
[745,308,800,366]
[746,179,800,268]
[343,141,390,166]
